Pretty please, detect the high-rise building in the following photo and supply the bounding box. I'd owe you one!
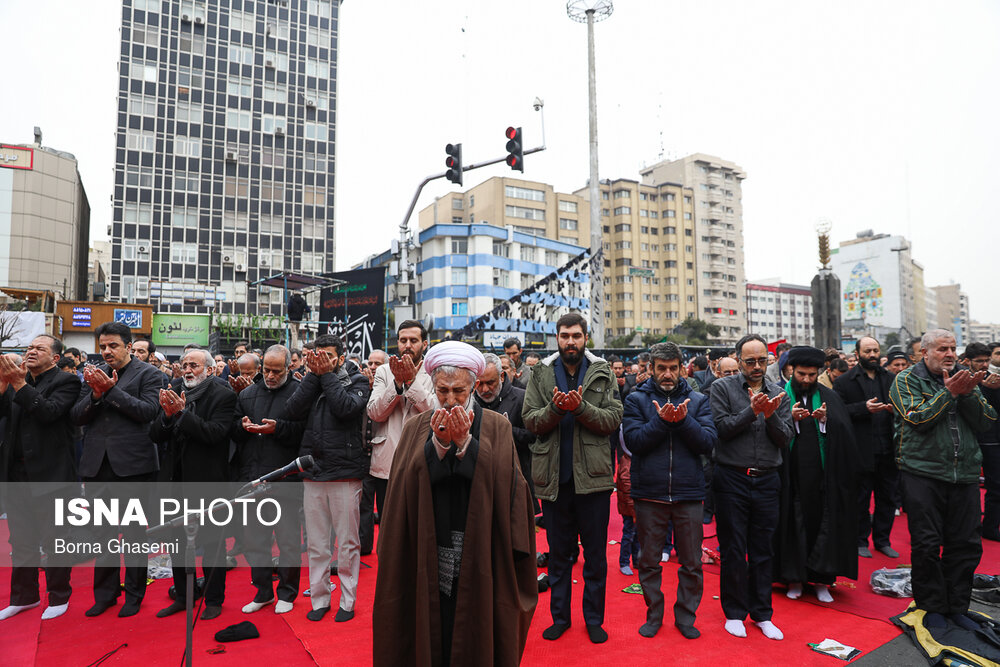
[416,176,702,341]
[0,137,90,300]
[745,279,814,346]
[968,321,1000,345]
[932,284,971,345]
[111,0,338,314]
[640,153,747,342]
[831,231,926,341]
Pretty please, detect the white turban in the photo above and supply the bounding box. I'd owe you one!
[423,341,486,377]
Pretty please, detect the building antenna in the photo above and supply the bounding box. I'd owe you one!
[657,97,665,161]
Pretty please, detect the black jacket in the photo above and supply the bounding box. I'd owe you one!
[150,379,236,482]
[475,378,532,457]
[0,366,81,485]
[833,363,895,471]
[285,364,371,481]
[232,376,305,481]
[977,381,1000,445]
[72,358,169,478]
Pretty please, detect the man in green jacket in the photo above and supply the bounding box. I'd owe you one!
[889,329,997,630]
[523,312,623,645]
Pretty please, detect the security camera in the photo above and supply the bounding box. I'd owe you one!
[533,97,544,111]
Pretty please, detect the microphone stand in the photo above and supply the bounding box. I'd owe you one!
[147,482,273,667]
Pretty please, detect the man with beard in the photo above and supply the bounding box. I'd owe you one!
[890,330,997,630]
[834,337,899,559]
[151,349,237,620]
[287,334,371,623]
[523,313,623,644]
[775,347,859,603]
[373,341,537,666]
[475,353,533,490]
[622,342,718,640]
[709,334,793,640]
[131,337,154,363]
[961,343,1000,540]
[71,321,168,617]
[608,355,631,402]
[364,321,434,556]
[232,345,305,614]
[0,336,80,621]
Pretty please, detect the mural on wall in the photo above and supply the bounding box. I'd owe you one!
[843,261,884,320]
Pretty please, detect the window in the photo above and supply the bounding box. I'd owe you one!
[123,202,152,224]
[179,28,204,54]
[227,75,253,97]
[229,45,255,66]
[133,24,160,46]
[263,82,287,103]
[614,206,631,215]
[451,267,468,284]
[613,189,630,199]
[130,59,158,83]
[259,214,278,234]
[262,114,287,134]
[171,207,199,229]
[176,100,202,124]
[451,198,464,210]
[505,185,545,202]
[560,236,578,244]
[306,26,330,47]
[684,196,692,204]
[615,241,632,250]
[224,175,248,197]
[126,130,156,152]
[665,210,676,218]
[226,109,252,130]
[180,0,206,22]
[177,67,202,92]
[128,94,157,116]
[308,0,333,15]
[303,184,323,205]
[229,8,255,32]
[126,166,154,188]
[664,226,676,235]
[266,20,289,39]
[302,218,324,238]
[492,241,509,257]
[639,193,648,201]
[451,238,468,254]
[559,218,578,230]
[264,147,286,168]
[304,122,327,141]
[451,300,469,316]
[520,246,536,262]
[303,90,329,110]
[173,171,199,193]
[614,223,631,233]
[301,252,324,273]
[639,210,648,218]
[545,251,558,266]
[261,180,286,201]
[305,58,326,77]
[174,135,200,158]
[558,200,578,213]
[134,0,159,12]
[615,258,632,267]
[264,51,289,70]
[505,205,544,221]
[171,243,198,264]
[684,212,692,220]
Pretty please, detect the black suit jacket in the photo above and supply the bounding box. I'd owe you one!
[833,363,894,472]
[150,379,236,482]
[0,366,80,485]
[72,358,169,478]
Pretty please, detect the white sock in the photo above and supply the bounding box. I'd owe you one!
[755,620,784,640]
[42,603,68,620]
[815,585,834,603]
[724,619,747,637]
[786,582,802,599]
[0,602,40,620]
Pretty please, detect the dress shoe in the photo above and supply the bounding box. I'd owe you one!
[85,600,117,617]
[675,623,700,639]
[157,601,186,618]
[586,624,608,643]
[334,608,355,622]
[242,597,275,614]
[542,622,570,640]
[307,606,330,622]
[876,545,899,559]
[118,600,142,617]
[201,606,222,620]
[858,546,872,558]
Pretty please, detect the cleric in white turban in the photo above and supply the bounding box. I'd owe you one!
[373,340,538,667]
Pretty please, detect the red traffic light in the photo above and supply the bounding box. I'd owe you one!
[505,126,517,140]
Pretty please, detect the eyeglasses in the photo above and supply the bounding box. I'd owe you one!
[740,357,769,367]
[180,362,204,370]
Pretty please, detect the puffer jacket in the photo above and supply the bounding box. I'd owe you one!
[286,364,371,481]
[889,361,997,484]
[231,375,305,481]
[623,376,717,503]
[522,350,623,501]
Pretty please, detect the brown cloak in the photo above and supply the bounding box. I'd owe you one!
[373,408,538,667]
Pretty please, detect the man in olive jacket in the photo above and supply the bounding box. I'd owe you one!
[889,329,997,630]
[523,313,623,645]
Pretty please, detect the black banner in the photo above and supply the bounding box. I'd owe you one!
[320,267,386,360]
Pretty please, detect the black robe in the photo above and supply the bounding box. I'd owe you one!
[775,383,860,583]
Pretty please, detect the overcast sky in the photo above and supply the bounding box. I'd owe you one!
[3,1,998,322]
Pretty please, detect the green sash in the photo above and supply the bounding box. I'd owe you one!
[785,379,827,468]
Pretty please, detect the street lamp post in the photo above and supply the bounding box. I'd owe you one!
[567,0,613,348]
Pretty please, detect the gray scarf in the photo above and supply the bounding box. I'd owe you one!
[182,374,213,404]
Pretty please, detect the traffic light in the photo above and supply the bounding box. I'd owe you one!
[505,126,523,172]
[445,143,463,186]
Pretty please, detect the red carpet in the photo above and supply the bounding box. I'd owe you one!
[3,490,1000,666]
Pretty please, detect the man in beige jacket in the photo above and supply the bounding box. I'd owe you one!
[361,320,435,554]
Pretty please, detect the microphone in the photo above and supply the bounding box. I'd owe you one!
[248,455,314,487]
